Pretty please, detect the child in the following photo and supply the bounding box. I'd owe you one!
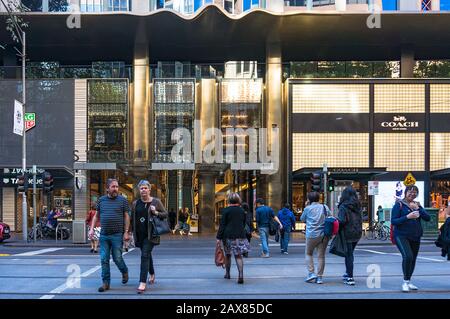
[437,206,450,260]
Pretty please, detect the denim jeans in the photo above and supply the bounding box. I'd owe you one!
[259,227,269,255]
[344,241,358,278]
[139,238,155,283]
[280,229,291,252]
[100,233,128,284]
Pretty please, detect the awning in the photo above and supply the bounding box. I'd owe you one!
[431,168,450,180]
[292,167,387,181]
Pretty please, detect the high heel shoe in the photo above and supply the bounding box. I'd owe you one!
[137,283,146,294]
[148,274,155,285]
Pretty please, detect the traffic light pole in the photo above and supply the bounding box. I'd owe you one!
[21,31,27,241]
[32,165,37,243]
[323,164,328,207]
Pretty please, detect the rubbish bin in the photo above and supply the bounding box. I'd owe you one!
[422,208,439,238]
[72,220,86,244]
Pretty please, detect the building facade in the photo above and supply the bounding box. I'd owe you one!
[1,3,450,233]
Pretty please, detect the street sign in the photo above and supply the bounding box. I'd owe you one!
[403,172,417,187]
[368,181,379,195]
[25,112,36,131]
[13,100,24,136]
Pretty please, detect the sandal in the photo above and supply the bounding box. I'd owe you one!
[137,283,146,294]
[148,274,155,285]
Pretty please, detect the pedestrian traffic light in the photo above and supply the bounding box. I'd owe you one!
[43,172,54,193]
[311,171,323,192]
[17,174,28,193]
[328,178,335,192]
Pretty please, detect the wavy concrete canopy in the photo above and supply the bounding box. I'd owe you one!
[1,5,450,63]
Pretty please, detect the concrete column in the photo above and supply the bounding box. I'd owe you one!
[198,171,216,233]
[265,41,286,212]
[401,47,415,78]
[335,0,346,11]
[132,26,150,162]
[74,170,89,220]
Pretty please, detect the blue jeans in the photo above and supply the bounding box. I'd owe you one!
[100,233,128,284]
[280,229,291,252]
[259,227,269,255]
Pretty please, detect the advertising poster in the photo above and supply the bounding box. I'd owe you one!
[374,181,425,213]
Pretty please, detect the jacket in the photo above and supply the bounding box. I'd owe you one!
[256,205,275,228]
[338,199,363,243]
[130,197,168,247]
[277,208,296,231]
[216,206,247,240]
[391,200,430,241]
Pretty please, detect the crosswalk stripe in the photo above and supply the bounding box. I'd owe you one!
[13,248,64,256]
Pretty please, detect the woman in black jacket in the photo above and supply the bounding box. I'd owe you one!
[130,180,168,294]
[337,186,363,286]
[216,193,250,284]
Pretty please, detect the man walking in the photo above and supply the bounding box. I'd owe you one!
[89,178,130,292]
[255,198,283,258]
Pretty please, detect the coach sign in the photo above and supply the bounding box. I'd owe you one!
[375,114,425,132]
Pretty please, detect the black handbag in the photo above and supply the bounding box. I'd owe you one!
[329,229,348,257]
[152,216,171,236]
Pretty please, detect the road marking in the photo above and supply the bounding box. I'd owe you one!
[13,248,64,257]
[357,248,445,262]
[40,248,135,299]
[0,254,10,257]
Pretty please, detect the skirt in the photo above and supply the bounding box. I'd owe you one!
[88,227,101,241]
[223,238,250,256]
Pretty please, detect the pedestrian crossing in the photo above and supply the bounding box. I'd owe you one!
[13,248,64,256]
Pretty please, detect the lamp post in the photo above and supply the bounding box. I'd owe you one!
[1,0,28,240]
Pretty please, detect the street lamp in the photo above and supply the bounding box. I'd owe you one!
[1,0,27,240]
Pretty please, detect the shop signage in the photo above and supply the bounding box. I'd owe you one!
[375,114,424,132]
[368,181,379,195]
[403,172,417,187]
[330,168,359,174]
[2,167,46,175]
[25,113,36,131]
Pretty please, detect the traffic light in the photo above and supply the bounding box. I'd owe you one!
[17,174,28,193]
[310,171,323,192]
[43,172,54,193]
[328,178,335,192]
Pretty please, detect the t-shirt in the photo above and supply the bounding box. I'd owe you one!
[300,203,331,239]
[96,195,130,236]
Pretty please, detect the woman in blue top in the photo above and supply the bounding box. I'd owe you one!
[391,185,430,292]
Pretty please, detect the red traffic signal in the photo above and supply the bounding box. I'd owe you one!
[17,174,28,193]
[43,172,54,193]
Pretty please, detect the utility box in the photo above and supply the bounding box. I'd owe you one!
[422,208,439,238]
[72,220,86,244]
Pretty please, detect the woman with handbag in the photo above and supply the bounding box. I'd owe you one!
[391,185,430,292]
[130,180,168,294]
[216,193,250,284]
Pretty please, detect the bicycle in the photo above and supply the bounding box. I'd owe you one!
[365,221,390,241]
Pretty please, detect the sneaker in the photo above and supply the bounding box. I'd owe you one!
[283,251,289,255]
[342,273,349,281]
[261,253,270,258]
[305,273,318,283]
[188,232,193,236]
[408,282,419,290]
[344,278,355,286]
[402,282,410,292]
[316,276,323,284]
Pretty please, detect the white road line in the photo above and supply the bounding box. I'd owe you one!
[357,248,445,262]
[13,248,64,256]
[39,248,135,300]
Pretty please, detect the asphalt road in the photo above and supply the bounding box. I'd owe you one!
[0,234,449,299]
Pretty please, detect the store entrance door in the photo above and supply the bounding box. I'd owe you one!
[329,180,353,215]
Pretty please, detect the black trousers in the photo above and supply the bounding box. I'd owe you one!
[345,241,358,278]
[395,236,420,281]
[139,238,155,283]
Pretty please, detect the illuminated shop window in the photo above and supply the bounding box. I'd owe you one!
[431,133,450,171]
[292,84,369,113]
[430,84,450,112]
[374,133,425,171]
[221,79,262,103]
[374,84,425,113]
[292,133,369,170]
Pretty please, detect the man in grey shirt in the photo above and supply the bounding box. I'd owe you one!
[89,178,130,292]
[300,192,331,284]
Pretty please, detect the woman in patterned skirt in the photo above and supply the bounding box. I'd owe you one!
[216,193,250,284]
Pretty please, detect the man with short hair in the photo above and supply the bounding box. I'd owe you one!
[89,178,130,292]
[255,198,283,258]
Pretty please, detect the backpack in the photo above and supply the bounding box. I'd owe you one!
[322,205,339,237]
